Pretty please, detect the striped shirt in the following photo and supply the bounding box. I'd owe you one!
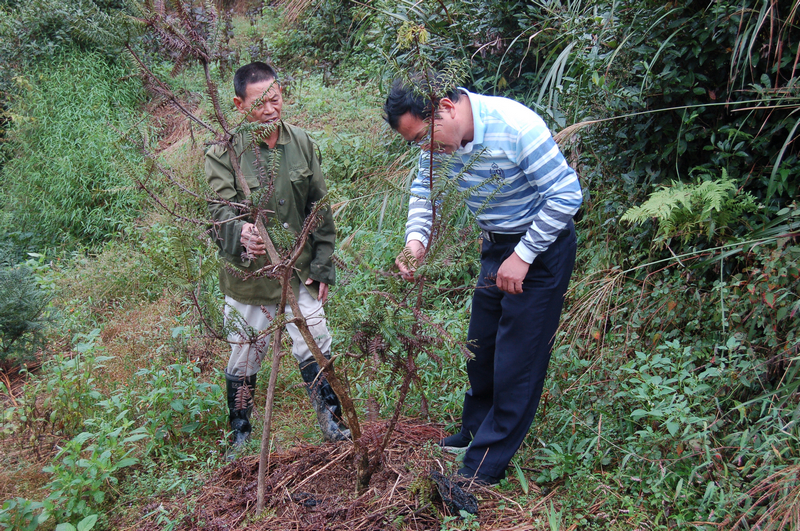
[406,90,583,264]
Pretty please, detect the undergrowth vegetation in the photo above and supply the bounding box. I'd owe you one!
[0,51,145,250]
[0,0,798,529]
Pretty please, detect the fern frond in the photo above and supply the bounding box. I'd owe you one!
[620,171,757,246]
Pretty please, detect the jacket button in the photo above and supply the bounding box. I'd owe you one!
[279,199,285,205]
[283,222,289,229]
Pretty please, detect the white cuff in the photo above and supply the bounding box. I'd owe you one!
[513,241,536,264]
[406,232,429,246]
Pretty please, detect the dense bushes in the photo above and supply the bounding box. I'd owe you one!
[290,0,798,207]
[538,236,800,527]
[0,0,144,251]
[0,0,132,79]
[1,335,225,529]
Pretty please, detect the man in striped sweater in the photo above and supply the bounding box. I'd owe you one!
[383,77,583,485]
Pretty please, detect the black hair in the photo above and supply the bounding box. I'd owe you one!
[382,75,461,130]
[233,62,280,100]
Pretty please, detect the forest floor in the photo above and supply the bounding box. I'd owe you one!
[119,419,553,531]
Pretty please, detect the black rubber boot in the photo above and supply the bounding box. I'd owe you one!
[299,360,350,442]
[225,372,257,451]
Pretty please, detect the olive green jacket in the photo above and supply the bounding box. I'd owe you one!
[205,122,335,306]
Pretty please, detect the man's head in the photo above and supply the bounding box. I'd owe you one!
[233,62,283,125]
[383,76,469,154]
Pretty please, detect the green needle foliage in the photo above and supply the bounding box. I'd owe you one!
[0,253,52,363]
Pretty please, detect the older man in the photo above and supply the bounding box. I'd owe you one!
[206,62,348,448]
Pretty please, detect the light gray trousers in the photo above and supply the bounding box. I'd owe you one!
[224,285,332,377]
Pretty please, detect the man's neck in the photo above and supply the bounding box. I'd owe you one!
[458,93,474,147]
[254,122,281,149]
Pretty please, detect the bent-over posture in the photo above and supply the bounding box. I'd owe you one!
[384,76,582,484]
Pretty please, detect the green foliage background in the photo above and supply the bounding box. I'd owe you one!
[0,0,798,529]
[0,52,145,249]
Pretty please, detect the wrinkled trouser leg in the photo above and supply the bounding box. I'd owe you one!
[461,221,576,479]
[223,284,341,442]
[224,284,332,377]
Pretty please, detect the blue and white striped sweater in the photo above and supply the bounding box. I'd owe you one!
[406,90,583,264]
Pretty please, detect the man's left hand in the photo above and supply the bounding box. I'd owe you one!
[495,252,530,294]
[305,277,329,304]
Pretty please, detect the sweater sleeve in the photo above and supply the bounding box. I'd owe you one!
[404,153,436,245]
[512,121,582,263]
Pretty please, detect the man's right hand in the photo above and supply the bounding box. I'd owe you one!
[395,240,426,281]
[241,222,266,257]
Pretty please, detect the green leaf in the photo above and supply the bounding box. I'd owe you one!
[764,292,775,308]
[122,433,149,444]
[513,461,529,495]
[77,514,99,531]
[180,421,200,433]
[55,524,77,531]
[170,400,184,412]
[73,432,93,445]
[2,499,17,510]
[666,421,680,436]
[115,457,139,469]
[673,478,684,501]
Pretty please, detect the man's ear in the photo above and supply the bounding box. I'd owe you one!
[438,98,457,117]
[233,96,245,113]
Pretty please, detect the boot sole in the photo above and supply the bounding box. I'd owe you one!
[441,444,469,454]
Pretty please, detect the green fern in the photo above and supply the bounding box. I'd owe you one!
[620,170,758,246]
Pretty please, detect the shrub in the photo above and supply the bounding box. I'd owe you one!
[620,171,759,247]
[0,0,132,66]
[0,252,53,363]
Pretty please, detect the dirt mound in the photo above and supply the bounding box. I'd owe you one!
[132,419,542,530]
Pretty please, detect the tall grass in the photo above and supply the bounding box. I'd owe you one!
[0,50,145,249]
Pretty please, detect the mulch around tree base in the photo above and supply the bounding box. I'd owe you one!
[134,419,545,530]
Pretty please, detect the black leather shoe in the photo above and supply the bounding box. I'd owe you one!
[438,431,471,453]
[457,465,502,486]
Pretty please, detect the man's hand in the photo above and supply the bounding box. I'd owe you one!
[495,252,530,294]
[240,222,266,257]
[395,240,426,281]
[305,277,329,304]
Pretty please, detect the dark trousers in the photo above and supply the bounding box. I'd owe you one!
[460,220,576,479]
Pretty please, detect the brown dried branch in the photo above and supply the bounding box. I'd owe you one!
[127,45,219,136]
[127,420,549,531]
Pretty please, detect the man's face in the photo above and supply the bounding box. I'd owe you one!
[235,78,283,125]
[395,103,461,154]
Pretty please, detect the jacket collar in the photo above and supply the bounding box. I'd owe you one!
[231,121,289,157]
